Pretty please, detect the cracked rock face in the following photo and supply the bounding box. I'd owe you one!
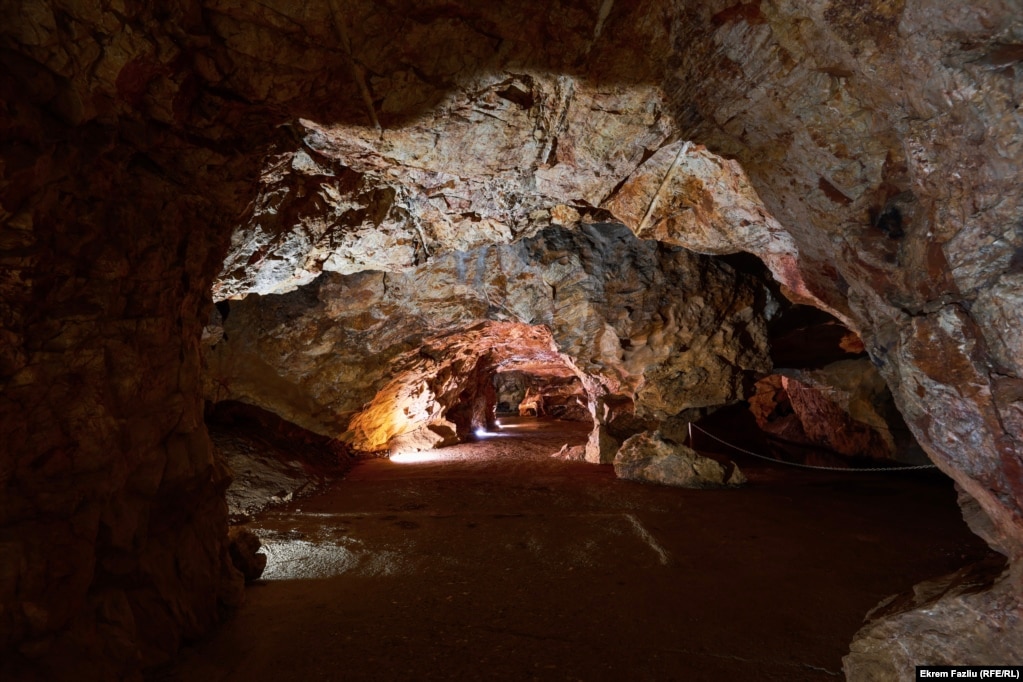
[662,5,1023,672]
[3,0,1023,677]
[206,222,772,452]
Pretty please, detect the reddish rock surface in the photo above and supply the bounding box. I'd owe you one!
[750,360,929,465]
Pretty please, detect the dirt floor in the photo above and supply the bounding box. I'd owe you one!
[150,417,990,681]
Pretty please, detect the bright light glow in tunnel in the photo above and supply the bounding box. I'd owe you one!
[390,428,511,463]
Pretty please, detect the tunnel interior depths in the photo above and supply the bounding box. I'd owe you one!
[3,1,1023,680]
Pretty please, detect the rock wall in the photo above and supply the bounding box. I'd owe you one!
[652,3,1023,671]
[0,99,246,679]
[0,3,264,676]
[517,377,591,421]
[658,0,1023,552]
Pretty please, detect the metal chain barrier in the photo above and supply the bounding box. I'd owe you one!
[688,423,937,473]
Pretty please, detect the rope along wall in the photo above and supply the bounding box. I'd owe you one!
[688,423,937,473]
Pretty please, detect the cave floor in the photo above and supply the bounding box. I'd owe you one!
[152,417,987,682]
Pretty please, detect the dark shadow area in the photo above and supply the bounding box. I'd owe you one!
[206,401,351,521]
[769,305,867,370]
[0,0,672,159]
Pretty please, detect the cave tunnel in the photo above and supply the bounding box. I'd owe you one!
[2,1,1023,680]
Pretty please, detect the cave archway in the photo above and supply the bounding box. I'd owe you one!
[494,369,590,422]
[341,320,595,457]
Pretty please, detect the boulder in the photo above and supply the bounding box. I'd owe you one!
[387,420,459,455]
[613,432,746,488]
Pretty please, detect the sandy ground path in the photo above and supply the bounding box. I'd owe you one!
[151,418,987,681]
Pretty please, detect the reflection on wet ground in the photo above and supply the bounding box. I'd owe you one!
[154,418,988,682]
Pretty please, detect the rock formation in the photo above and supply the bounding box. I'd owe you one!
[227,527,267,583]
[205,223,772,454]
[844,553,1016,677]
[208,401,350,518]
[2,0,1022,678]
[749,359,928,464]
[658,5,1023,669]
[494,369,590,420]
[614,431,747,488]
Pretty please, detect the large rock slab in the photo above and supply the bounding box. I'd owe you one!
[844,553,1021,679]
[613,432,746,488]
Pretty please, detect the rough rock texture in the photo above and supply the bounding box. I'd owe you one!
[613,431,746,488]
[344,321,543,452]
[3,0,1023,677]
[0,36,251,682]
[494,369,590,421]
[663,0,1023,556]
[517,378,591,422]
[844,553,1015,678]
[603,139,833,313]
[205,223,771,453]
[750,360,927,464]
[494,371,529,414]
[783,360,925,463]
[655,6,1023,672]
[206,299,577,452]
[214,93,671,300]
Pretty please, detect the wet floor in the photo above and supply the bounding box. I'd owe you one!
[152,418,987,681]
